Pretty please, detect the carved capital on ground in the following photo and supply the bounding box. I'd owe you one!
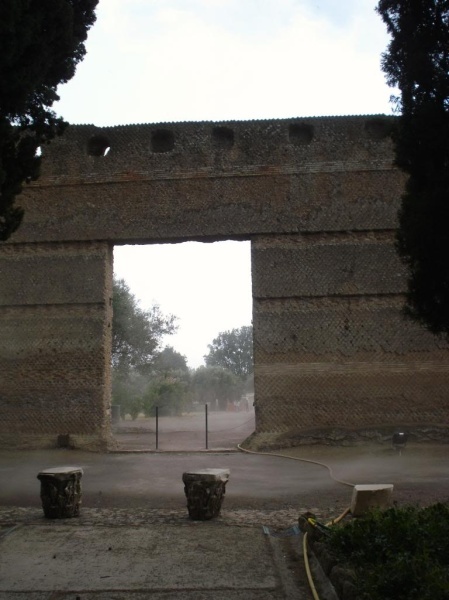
[182,468,230,520]
[37,466,83,519]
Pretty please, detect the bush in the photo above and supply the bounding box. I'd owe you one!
[143,375,189,416]
[327,504,449,600]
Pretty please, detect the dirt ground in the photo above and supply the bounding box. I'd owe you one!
[110,413,449,508]
[1,440,448,514]
[112,408,256,451]
[2,417,448,599]
[1,406,448,514]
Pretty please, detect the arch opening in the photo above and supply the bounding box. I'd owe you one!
[111,240,254,451]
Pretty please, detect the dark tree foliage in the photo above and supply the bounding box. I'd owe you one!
[153,346,189,373]
[142,347,191,416]
[112,278,177,376]
[0,0,98,240]
[377,0,449,333]
[144,375,190,417]
[192,365,242,410]
[204,325,253,378]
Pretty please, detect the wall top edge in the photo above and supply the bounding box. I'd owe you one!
[67,114,394,130]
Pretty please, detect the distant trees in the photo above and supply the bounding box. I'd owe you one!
[143,347,191,417]
[111,284,253,419]
[199,325,253,411]
[112,370,148,421]
[152,346,188,373]
[144,372,191,417]
[111,278,178,418]
[192,365,242,411]
[0,0,98,240]
[204,326,253,378]
[112,278,177,376]
[377,0,449,334]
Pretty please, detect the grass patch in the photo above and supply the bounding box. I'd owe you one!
[327,503,449,600]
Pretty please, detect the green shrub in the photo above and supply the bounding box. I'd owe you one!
[327,504,449,600]
[143,375,188,416]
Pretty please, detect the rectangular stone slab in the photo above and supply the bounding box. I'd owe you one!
[351,484,394,516]
[182,468,230,483]
[0,524,280,595]
[38,466,83,476]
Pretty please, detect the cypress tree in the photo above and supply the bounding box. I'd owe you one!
[0,0,98,240]
[377,0,449,334]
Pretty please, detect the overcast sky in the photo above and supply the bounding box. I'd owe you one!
[55,0,392,368]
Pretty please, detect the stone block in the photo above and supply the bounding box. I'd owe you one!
[182,468,230,520]
[350,484,394,516]
[37,466,83,518]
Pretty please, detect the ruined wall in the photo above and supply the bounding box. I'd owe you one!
[0,242,113,450]
[251,233,449,446]
[1,116,448,450]
[8,117,403,243]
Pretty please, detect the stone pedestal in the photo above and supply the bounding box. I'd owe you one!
[182,468,230,520]
[37,466,83,519]
[351,484,394,516]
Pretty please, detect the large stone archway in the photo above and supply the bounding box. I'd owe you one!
[1,116,448,450]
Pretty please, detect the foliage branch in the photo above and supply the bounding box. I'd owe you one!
[0,0,98,240]
[377,0,449,333]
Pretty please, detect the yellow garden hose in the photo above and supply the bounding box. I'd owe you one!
[326,506,351,527]
[237,444,354,600]
[237,444,355,488]
[303,531,321,600]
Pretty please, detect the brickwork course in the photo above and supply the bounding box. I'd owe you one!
[1,115,448,451]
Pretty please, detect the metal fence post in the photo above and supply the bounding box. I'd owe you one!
[205,403,208,450]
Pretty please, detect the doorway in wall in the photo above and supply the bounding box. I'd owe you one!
[111,240,254,450]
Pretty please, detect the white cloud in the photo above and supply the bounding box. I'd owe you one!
[57,0,392,125]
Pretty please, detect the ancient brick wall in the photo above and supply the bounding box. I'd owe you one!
[0,242,113,450]
[8,117,404,244]
[251,234,449,446]
[1,116,448,450]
